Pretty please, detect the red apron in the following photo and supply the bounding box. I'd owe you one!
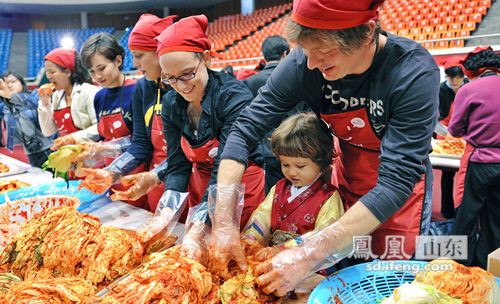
[53,107,80,137]
[322,108,426,258]
[180,136,265,230]
[147,97,167,212]
[270,178,336,235]
[453,142,474,209]
[98,112,149,209]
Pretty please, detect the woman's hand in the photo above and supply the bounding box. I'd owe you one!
[38,83,55,107]
[50,135,76,150]
[0,79,13,99]
[76,168,115,194]
[110,172,160,201]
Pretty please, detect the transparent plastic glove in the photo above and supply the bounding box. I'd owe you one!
[50,135,77,151]
[76,168,120,194]
[207,184,247,280]
[255,246,282,262]
[182,220,209,265]
[75,140,125,165]
[109,171,160,201]
[255,221,353,297]
[434,123,449,137]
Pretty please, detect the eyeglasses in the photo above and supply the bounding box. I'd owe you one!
[161,60,203,85]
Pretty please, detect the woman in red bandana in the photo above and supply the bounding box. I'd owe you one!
[77,14,176,212]
[38,48,100,149]
[449,46,500,269]
[155,15,265,229]
[211,0,440,295]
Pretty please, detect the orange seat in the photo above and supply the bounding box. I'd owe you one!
[430,18,442,26]
[457,30,470,38]
[470,13,482,23]
[455,15,468,24]
[450,40,465,48]
[463,8,474,15]
[467,1,478,8]
[443,31,455,39]
[435,24,448,33]
[419,19,430,27]
[435,41,449,48]
[475,6,488,15]
[444,16,454,24]
[398,29,410,36]
[481,0,491,8]
[454,3,465,11]
[429,32,441,40]
[416,34,427,41]
[422,41,434,49]
[411,28,421,36]
[449,23,462,31]
[423,26,434,35]
[463,21,476,31]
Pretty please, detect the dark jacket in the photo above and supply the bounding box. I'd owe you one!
[243,62,279,98]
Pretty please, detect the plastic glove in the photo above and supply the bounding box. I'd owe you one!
[109,171,160,201]
[75,140,124,166]
[50,135,77,151]
[255,246,282,262]
[256,201,381,296]
[181,220,209,265]
[207,184,247,280]
[76,168,119,194]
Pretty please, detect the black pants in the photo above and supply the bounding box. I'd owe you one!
[441,169,456,219]
[452,161,500,268]
[27,148,51,168]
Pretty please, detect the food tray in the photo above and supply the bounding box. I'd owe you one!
[0,156,29,178]
[0,180,106,208]
[308,261,500,304]
[430,152,462,160]
[308,260,429,304]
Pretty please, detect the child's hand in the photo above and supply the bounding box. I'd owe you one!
[255,246,282,262]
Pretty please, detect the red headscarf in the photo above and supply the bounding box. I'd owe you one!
[128,14,177,51]
[44,48,76,72]
[155,14,222,58]
[291,0,385,30]
[460,46,500,78]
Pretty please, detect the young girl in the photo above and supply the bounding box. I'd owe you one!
[37,47,100,149]
[242,112,344,257]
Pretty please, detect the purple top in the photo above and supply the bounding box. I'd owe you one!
[449,74,500,163]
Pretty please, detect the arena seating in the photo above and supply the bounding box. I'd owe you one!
[27,27,114,77]
[118,29,134,72]
[0,29,13,75]
[380,0,492,49]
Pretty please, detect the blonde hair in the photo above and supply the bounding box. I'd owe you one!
[271,112,334,179]
[285,19,381,54]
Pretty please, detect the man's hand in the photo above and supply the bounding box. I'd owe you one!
[208,225,247,280]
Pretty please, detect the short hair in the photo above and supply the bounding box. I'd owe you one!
[1,70,28,93]
[444,66,464,78]
[261,35,290,62]
[271,112,334,176]
[81,32,125,70]
[285,19,381,54]
[462,48,500,73]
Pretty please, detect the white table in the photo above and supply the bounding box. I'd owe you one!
[429,153,461,170]
[0,153,58,184]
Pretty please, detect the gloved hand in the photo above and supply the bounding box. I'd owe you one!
[75,141,123,166]
[50,135,77,151]
[255,201,382,296]
[109,171,160,201]
[76,168,119,194]
[181,221,208,266]
[207,184,247,280]
[255,246,282,262]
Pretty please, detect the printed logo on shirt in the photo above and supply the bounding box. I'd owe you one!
[323,85,385,117]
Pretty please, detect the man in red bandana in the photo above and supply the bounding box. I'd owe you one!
[212,0,440,295]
